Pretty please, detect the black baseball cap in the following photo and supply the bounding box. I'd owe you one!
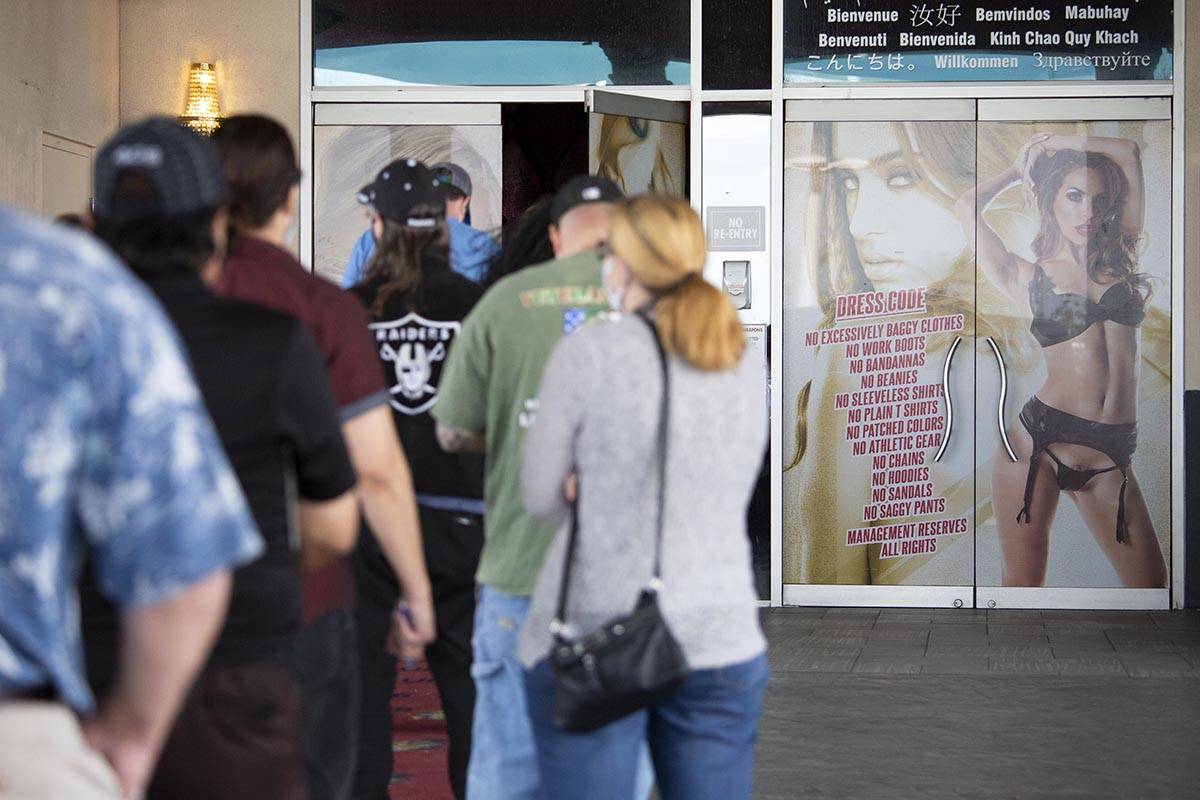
[357,158,444,227]
[549,175,624,224]
[93,117,227,222]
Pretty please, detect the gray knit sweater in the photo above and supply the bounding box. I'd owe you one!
[517,313,767,671]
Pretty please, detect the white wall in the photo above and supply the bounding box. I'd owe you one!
[1186,5,1200,389]
[119,0,300,144]
[0,0,120,212]
[702,114,773,326]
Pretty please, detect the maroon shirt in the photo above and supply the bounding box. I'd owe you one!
[219,236,388,622]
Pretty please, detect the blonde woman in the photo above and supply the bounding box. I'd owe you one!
[517,195,768,800]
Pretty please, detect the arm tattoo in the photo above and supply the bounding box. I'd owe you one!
[436,422,486,454]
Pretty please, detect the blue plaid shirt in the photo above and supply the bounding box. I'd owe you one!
[0,208,262,714]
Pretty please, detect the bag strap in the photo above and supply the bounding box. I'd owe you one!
[638,311,670,583]
[552,311,670,634]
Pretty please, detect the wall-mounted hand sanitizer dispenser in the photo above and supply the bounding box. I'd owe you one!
[723,260,751,310]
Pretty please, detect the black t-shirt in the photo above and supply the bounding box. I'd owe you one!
[354,255,485,500]
[150,275,356,663]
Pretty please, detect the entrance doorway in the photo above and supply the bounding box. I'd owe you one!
[780,98,1173,610]
[310,94,689,286]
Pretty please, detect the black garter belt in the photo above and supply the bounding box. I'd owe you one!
[1016,396,1138,543]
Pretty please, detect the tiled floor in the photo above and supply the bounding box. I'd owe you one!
[755,608,1200,798]
[761,607,1200,678]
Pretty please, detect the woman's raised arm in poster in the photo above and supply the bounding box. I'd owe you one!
[955,134,1046,301]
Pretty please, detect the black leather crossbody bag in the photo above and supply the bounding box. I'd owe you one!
[549,311,690,732]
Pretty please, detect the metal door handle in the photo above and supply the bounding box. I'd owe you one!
[984,336,1018,463]
[934,336,962,463]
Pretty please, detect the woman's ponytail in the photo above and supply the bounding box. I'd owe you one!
[610,194,745,371]
[656,273,745,371]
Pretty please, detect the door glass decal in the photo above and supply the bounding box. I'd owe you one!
[973,119,1171,589]
[782,119,977,587]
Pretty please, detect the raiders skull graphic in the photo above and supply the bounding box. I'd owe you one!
[369,313,461,415]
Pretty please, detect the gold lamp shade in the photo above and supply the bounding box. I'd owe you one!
[180,62,222,136]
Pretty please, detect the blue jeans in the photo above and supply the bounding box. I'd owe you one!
[467,586,537,800]
[524,653,769,800]
[468,586,656,800]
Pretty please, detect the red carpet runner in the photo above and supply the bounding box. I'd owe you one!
[389,663,454,799]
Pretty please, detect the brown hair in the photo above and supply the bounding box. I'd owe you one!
[1030,148,1149,296]
[363,203,449,316]
[211,115,301,233]
[609,194,744,371]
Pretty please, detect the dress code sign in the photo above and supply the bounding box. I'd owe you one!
[805,290,968,559]
[784,1,1173,83]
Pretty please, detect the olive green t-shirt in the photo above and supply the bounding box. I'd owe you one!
[432,250,607,595]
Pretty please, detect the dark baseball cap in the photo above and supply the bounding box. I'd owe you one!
[357,158,445,227]
[93,117,227,222]
[550,175,624,224]
[431,162,472,197]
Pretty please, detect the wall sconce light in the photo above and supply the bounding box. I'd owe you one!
[180,62,222,136]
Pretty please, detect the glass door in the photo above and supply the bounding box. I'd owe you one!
[972,98,1173,610]
[312,103,503,285]
[587,90,688,197]
[780,100,977,608]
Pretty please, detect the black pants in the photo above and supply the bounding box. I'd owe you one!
[353,505,484,800]
[148,661,307,800]
[297,608,361,800]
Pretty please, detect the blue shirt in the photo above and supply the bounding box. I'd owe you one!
[340,218,500,288]
[0,208,263,714]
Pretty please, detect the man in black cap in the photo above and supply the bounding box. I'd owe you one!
[547,174,624,259]
[87,117,361,799]
[431,175,625,799]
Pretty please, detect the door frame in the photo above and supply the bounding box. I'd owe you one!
[587,90,691,197]
[298,0,1188,609]
[302,85,700,272]
[587,90,689,124]
[313,103,502,127]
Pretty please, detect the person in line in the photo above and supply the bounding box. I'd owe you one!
[0,206,262,798]
[210,114,436,800]
[342,161,499,288]
[486,195,555,287]
[87,117,361,799]
[432,175,623,799]
[519,194,769,800]
[349,158,485,800]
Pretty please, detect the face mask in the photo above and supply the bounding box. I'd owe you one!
[601,257,626,313]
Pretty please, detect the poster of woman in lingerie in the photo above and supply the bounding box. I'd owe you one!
[968,122,1171,589]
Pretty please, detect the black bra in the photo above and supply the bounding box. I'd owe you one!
[1028,264,1146,348]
